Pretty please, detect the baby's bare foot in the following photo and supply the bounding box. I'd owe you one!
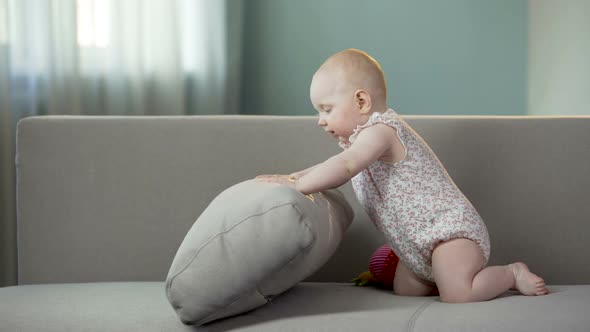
[509,262,549,296]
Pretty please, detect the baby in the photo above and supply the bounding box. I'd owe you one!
[256,48,549,303]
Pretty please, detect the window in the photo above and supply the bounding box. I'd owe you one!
[76,0,110,48]
[0,1,8,44]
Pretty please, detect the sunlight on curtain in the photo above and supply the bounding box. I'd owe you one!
[0,1,7,44]
[2,0,241,117]
[0,0,244,287]
[77,0,110,48]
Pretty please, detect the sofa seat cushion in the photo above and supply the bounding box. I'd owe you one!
[0,282,190,332]
[0,282,430,332]
[200,284,590,331]
[412,285,590,332]
[1,282,589,332]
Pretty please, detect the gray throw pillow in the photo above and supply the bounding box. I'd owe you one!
[165,179,354,326]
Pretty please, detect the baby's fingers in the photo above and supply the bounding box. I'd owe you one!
[255,174,278,180]
[255,174,286,180]
[255,174,280,182]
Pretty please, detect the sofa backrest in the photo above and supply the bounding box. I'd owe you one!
[16,115,590,285]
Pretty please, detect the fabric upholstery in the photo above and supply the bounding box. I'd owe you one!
[15,115,590,285]
[8,115,590,331]
[1,283,589,332]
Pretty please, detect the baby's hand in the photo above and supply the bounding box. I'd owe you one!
[254,174,297,187]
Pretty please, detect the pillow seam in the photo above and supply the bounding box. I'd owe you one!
[166,201,301,298]
[194,206,314,325]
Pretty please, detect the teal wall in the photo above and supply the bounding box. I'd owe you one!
[241,0,527,116]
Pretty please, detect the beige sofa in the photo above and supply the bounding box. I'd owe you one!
[1,114,589,331]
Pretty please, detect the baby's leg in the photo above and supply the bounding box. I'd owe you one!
[393,261,435,297]
[432,238,549,303]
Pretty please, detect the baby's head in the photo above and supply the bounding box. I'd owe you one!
[310,49,388,142]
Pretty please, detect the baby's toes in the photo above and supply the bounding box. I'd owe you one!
[536,286,549,296]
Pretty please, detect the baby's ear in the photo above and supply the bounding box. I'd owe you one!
[355,89,372,114]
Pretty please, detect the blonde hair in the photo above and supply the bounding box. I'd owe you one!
[316,49,388,107]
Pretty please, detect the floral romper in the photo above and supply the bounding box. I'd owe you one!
[339,109,490,282]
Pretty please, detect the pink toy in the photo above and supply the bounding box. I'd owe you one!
[352,244,399,289]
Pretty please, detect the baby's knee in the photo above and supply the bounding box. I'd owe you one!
[438,288,473,303]
[393,261,434,297]
[393,283,433,297]
[393,283,416,296]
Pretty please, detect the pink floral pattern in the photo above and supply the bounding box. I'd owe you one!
[341,109,490,282]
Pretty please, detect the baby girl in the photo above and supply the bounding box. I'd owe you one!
[256,48,548,303]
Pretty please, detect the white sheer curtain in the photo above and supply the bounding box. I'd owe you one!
[0,0,244,286]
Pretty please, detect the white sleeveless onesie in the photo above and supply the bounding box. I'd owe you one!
[339,109,490,282]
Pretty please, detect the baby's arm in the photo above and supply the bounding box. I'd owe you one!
[255,164,321,183]
[295,124,393,195]
[289,164,321,180]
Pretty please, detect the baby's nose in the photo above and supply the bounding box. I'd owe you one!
[317,118,327,126]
